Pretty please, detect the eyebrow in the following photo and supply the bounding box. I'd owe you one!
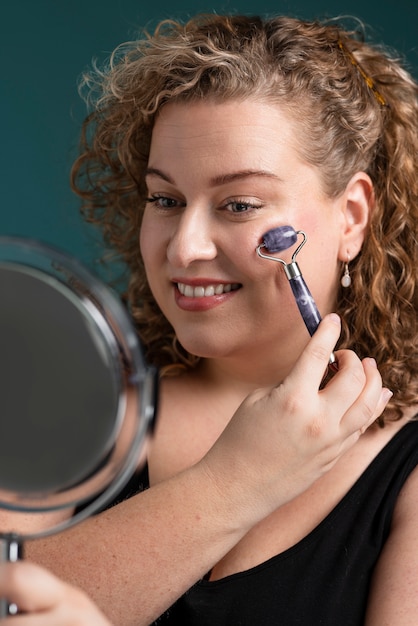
[145,167,283,186]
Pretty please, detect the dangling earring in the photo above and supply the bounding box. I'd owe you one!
[341,254,351,288]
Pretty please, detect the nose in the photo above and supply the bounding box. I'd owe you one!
[166,208,218,268]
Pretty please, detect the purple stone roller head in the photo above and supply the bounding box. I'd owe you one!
[262,225,298,253]
[257,225,337,369]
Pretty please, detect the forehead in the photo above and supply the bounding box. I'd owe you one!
[145,99,330,200]
[148,99,301,170]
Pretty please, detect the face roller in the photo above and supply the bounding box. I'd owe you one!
[256,225,337,368]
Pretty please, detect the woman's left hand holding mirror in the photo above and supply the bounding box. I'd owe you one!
[0,561,112,624]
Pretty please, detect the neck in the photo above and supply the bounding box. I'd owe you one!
[195,339,307,392]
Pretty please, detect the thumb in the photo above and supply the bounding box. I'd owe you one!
[284,313,341,392]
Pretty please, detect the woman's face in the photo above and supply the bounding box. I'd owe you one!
[140,99,346,363]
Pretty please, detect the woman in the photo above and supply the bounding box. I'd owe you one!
[0,316,386,625]
[5,13,417,625]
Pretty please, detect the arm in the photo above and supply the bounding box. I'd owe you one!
[365,465,418,625]
[20,315,388,625]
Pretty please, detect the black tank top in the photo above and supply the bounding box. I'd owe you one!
[152,420,418,625]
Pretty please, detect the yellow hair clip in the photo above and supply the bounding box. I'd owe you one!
[338,39,387,107]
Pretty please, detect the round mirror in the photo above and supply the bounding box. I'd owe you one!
[0,236,158,538]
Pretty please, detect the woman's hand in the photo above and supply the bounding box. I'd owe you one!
[201,313,391,524]
[0,561,112,625]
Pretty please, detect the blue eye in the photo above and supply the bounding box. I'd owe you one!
[224,200,262,213]
[146,195,179,209]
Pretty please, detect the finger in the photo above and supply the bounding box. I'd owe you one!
[368,388,393,427]
[0,561,66,612]
[0,562,110,625]
[286,313,342,392]
[319,349,367,416]
[332,389,393,462]
[339,357,389,435]
[1,613,51,625]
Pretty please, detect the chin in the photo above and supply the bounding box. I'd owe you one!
[179,343,224,360]
[176,335,232,360]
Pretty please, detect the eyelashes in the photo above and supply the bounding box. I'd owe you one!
[145,195,263,214]
[222,200,262,213]
[145,195,181,209]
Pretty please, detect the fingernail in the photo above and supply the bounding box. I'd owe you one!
[328,313,341,326]
[366,357,377,368]
[382,388,393,403]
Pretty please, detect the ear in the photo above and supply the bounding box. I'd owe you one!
[337,171,373,262]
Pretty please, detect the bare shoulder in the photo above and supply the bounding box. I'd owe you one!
[147,371,233,485]
[365,417,418,625]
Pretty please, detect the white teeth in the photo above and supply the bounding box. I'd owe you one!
[177,282,239,298]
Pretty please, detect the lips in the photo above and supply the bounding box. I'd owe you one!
[177,282,241,298]
[173,281,241,311]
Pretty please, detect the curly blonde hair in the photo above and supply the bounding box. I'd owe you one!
[71,14,418,422]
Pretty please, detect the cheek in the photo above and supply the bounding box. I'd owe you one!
[250,246,295,299]
[232,241,281,290]
[139,226,151,268]
[139,212,166,271]
[297,240,340,312]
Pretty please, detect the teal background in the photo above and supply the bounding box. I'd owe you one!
[1,0,417,271]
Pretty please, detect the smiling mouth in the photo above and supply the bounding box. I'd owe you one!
[177,282,241,298]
